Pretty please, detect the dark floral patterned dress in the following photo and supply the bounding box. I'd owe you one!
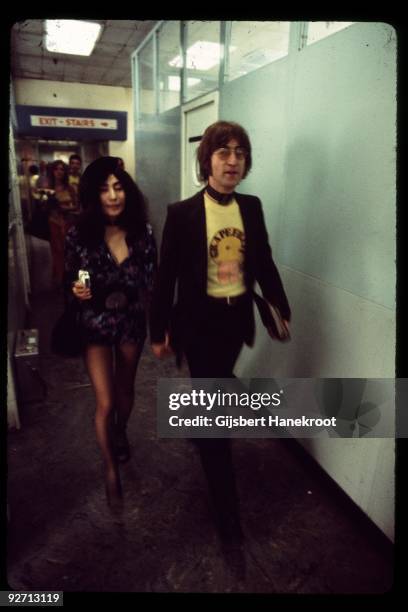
[64,224,157,345]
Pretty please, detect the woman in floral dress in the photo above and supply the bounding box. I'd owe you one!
[64,157,157,508]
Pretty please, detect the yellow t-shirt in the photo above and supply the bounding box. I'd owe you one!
[69,174,80,195]
[204,191,246,297]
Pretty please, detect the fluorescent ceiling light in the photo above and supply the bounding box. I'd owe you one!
[45,20,102,56]
[169,41,232,71]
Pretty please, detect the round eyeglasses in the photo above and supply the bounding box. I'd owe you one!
[214,146,247,161]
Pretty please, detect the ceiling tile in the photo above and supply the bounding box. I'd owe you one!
[100,27,135,44]
[11,19,157,87]
[94,41,125,54]
[13,20,44,34]
[104,20,136,29]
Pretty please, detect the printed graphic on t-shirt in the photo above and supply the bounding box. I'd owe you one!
[209,227,245,284]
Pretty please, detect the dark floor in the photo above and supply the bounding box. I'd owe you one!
[6,238,394,594]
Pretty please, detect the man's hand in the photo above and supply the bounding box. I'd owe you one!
[151,333,173,358]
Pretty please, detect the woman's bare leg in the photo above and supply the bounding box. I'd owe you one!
[85,344,121,506]
[113,340,144,460]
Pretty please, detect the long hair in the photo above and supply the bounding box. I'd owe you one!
[77,156,148,247]
[48,160,70,189]
[196,121,252,182]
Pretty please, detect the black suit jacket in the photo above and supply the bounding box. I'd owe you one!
[149,188,291,348]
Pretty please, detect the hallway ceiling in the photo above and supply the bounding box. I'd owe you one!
[11,20,158,88]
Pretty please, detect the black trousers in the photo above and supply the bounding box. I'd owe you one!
[183,296,248,541]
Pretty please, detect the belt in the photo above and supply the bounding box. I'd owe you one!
[89,289,135,312]
[206,293,248,306]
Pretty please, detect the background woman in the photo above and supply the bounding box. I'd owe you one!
[48,160,79,287]
[64,157,157,508]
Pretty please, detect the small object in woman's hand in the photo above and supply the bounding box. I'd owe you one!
[78,270,91,289]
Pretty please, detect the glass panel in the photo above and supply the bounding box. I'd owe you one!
[307,22,354,46]
[138,37,155,116]
[158,21,181,113]
[135,109,181,249]
[227,21,290,82]
[177,21,221,102]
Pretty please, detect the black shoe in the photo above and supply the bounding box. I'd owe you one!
[114,427,131,463]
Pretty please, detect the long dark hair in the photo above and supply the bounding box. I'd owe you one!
[196,120,252,182]
[77,157,148,247]
[48,160,70,189]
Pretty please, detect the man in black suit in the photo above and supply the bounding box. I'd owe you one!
[150,120,291,550]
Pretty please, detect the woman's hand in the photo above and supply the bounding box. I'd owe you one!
[72,281,92,301]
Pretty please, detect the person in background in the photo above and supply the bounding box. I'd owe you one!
[27,164,40,214]
[68,153,82,197]
[149,120,291,555]
[36,160,50,189]
[64,157,157,509]
[33,160,57,208]
[48,160,79,287]
[28,164,39,191]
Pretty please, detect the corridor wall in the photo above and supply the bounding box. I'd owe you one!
[221,22,396,540]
